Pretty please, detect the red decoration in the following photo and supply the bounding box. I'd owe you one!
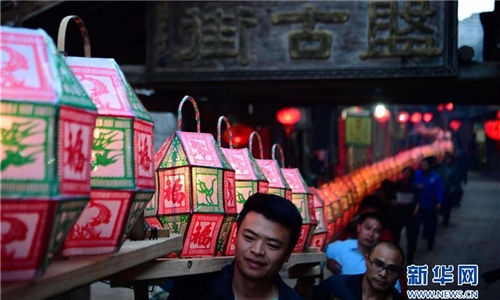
[445,102,454,111]
[410,112,422,123]
[450,120,461,131]
[423,112,434,123]
[397,111,410,123]
[222,123,254,148]
[485,120,500,141]
[276,108,301,126]
[437,104,445,112]
[374,106,391,123]
[496,110,500,120]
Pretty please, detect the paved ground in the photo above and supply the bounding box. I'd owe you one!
[404,172,500,299]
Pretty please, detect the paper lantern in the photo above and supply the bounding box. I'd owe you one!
[320,184,344,238]
[485,120,500,141]
[276,107,301,126]
[58,16,155,256]
[217,117,269,255]
[275,145,316,253]
[1,26,97,280]
[152,96,236,257]
[252,133,292,200]
[308,188,328,251]
[410,112,422,124]
[423,112,433,123]
[450,120,461,131]
[397,111,410,123]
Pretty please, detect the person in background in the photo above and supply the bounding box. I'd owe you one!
[325,212,384,276]
[414,157,444,251]
[436,152,463,226]
[167,193,303,300]
[314,241,405,300]
[394,167,418,264]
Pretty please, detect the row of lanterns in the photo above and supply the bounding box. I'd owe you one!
[1,17,155,281]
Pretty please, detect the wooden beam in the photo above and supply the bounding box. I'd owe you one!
[1,236,183,300]
[110,251,326,282]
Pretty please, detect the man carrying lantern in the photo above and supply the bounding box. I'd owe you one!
[167,193,304,300]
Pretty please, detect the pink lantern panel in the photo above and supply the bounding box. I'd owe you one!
[1,198,88,281]
[1,25,97,280]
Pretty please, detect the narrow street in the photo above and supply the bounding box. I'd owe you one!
[408,172,500,299]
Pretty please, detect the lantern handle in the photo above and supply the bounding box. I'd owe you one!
[249,131,264,159]
[217,116,233,149]
[177,95,201,132]
[57,15,91,57]
[271,144,285,168]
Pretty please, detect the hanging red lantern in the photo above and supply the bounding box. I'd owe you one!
[374,105,390,123]
[276,107,301,126]
[437,104,445,112]
[450,120,461,131]
[445,102,454,111]
[410,112,422,123]
[485,120,500,141]
[397,111,410,123]
[423,112,434,123]
[496,110,500,119]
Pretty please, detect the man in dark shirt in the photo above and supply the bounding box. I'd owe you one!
[314,241,404,300]
[168,193,304,300]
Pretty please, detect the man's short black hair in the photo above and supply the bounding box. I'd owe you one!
[237,193,302,252]
[368,241,406,267]
[357,212,385,230]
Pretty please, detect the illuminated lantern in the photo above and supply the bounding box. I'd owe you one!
[217,116,268,256]
[1,26,97,280]
[322,184,344,236]
[317,186,336,243]
[410,112,422,124]
[149,96,235,257]
[449,120,461,131]
[276,107,301,126]
[397,111,410,123]
[374,104,390,123]
[485,120,500,141]
[59,16,155,256]
[445,102,454,111]
[222,122,254,148]
[437,104,445,112]
[423,112,433,123]
[277,144,316,252]
[308,187,328,251]
[253,134,292,200]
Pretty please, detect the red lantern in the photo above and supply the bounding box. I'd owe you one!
[445,102,454,111]
[423,112,434,123]
[374,105,390,123]
[497,110,500,120]
[276,108,301,126]
[410,112,422,123]
[485,120,500,140]
[437,104,445,112]
[450,120,461,131]
[397,111,410,123]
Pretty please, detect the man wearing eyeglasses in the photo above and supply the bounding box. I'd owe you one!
[314,241,404,300]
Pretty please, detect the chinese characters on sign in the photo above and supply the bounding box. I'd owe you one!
[151,1,455,79]
[407,264,479,287]
[180,6,257,66]
[360,1,443,59]
[271,5,349,59]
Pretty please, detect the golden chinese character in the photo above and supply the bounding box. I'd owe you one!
[360,1,442,59]
[272,5,350,59]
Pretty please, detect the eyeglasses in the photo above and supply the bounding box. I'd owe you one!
[369,259,401,276]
